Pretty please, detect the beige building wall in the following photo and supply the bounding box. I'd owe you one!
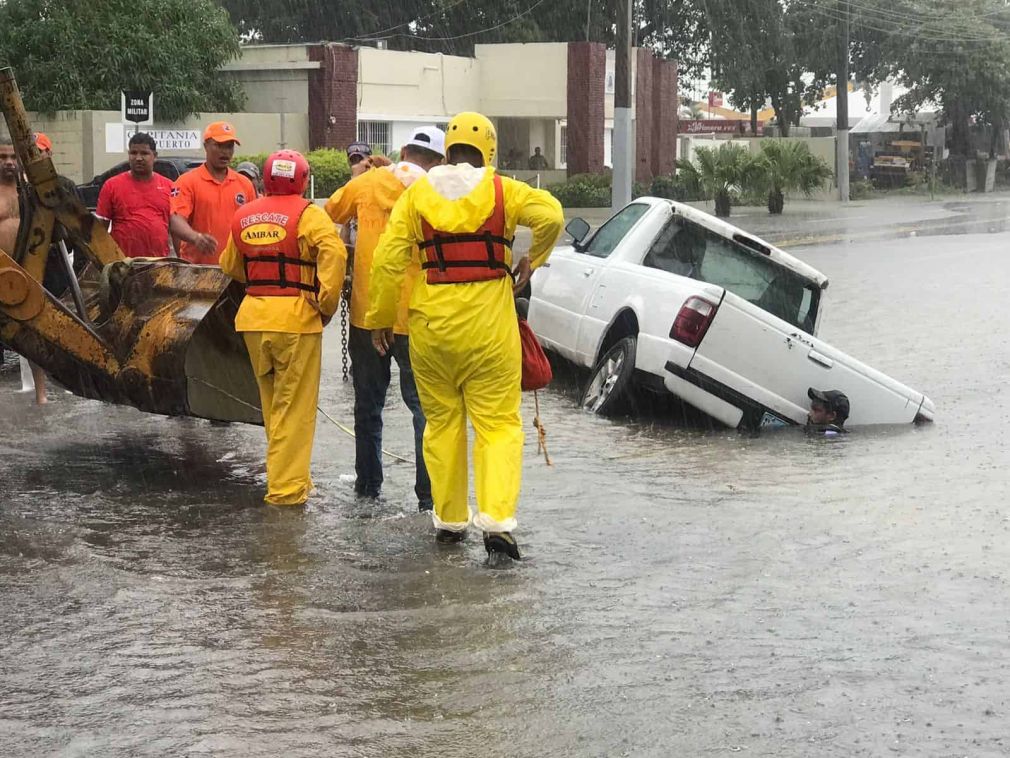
[476,43,568,118]
[221,44,317,115]
[93,112,309,177]
[357,48,480,120]
[28,111,86,181]
[17,110,308,182]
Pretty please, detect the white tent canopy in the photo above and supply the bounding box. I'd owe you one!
[800,82,923,128]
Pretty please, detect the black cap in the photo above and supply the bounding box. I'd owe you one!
[808,388,850,423]
[346,141,371,159]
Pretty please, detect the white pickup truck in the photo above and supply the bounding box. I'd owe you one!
[527,197,934,430]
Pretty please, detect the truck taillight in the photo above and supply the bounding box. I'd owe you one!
[670,296,718,347]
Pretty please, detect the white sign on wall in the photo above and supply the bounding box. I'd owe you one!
[105,123,202,153]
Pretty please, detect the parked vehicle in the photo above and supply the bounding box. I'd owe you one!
[77,156,204,210]
[527,197,934,429]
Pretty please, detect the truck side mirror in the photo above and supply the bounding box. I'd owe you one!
[566,217,590,250]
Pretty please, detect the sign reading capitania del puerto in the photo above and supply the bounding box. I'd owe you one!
[105,123,201,152]
[146,129,202,151]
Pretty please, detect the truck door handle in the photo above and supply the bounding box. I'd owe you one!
[807,349,834,369]
[582,268,594,277]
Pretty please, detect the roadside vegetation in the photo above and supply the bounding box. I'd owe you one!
[234,150,351,197]
[546,141,833,217]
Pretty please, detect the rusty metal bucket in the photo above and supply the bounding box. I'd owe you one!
[0,256,262,423]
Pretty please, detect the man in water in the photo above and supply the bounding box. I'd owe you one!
[806,388,849,435]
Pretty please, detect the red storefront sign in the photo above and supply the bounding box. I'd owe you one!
[679,119,764,135]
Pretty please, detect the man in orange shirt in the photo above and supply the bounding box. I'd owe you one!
[169,121,256,264]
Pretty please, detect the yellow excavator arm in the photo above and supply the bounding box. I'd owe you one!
[0,68,262,423]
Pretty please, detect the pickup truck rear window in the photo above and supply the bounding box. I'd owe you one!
[644,219,819,332]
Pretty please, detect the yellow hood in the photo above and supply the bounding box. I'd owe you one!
[412,164,496,233]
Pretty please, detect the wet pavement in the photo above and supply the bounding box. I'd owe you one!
[3,195,1010,756]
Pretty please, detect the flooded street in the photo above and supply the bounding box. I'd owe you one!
[3,197,1010,757]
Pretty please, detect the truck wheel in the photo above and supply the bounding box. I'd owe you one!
[581,336,637,416]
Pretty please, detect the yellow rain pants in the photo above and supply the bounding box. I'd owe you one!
[220,203,347,506]
[243,331,322,505]
[366,165,563,533]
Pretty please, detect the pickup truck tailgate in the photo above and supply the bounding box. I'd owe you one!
[687,291,929,426]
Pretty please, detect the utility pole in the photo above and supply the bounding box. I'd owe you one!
[836,4,850,203]
[612,0,633,213]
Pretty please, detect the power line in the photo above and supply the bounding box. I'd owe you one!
[798,0,1010,44]
[348,0,549,43]
[347,0,472,42]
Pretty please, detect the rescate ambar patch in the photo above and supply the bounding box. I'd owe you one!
[240,223,287,246]
[271,159,297,179]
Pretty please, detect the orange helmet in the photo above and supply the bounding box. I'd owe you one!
[262,150,309,196]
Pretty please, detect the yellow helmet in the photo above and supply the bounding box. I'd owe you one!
[445,111,497,166]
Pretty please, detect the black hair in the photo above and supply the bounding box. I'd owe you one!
[447,143,484,167]
[402,144,443,166]
[128,132,157,153]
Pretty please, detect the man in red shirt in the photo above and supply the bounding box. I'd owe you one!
[95,132,173,258]
[169,121,255,265]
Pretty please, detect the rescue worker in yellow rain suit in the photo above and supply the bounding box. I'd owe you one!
[220,149,347,506]
[325,127,446,511]
[366,112,563,560]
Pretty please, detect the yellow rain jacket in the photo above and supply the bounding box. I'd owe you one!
[366,164,563,533]
[325,164,424,335]
[220,203,347,334]
[220,201,347,506]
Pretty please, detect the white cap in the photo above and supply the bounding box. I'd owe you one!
[403,126,446,157]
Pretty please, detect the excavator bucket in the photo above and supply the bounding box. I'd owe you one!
[0,68,262,424]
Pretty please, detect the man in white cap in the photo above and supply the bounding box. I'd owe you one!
[325,126,445,511]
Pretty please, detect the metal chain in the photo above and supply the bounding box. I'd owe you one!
[340,231,356,382]
[340,278,350,382]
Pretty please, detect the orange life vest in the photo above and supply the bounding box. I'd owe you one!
[232,195,315,297]
[418,174,513,285]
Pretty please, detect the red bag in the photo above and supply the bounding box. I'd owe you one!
[519,316,552,391]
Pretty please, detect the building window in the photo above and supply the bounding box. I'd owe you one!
[560,126,567,167]
[358,121,391,155]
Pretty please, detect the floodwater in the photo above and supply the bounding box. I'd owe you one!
[3,196,1010,756]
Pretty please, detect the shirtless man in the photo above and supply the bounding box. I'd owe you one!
[0,136,46,403]
[0,138,20,257]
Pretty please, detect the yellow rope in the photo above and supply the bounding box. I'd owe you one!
[316,405,415,465]
[189,376,414,465]
[532,390,552,466]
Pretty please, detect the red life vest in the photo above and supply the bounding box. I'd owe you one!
[418,174,514,285]
[232,195,315,297]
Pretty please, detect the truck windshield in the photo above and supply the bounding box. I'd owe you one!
[643,219,820,333]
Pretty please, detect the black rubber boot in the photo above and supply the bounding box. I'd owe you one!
[435,528,465,544]
[483,532,521,560]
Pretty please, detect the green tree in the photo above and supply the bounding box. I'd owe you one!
[677,143,759,217]
[705,0,834,136]
[753,140,833,214]
[221,0,711,79]
[847,0,1010,158]
[0,0,244,121]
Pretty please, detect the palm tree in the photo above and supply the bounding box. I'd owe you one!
[676,143,758,217]
[754,140,834,214]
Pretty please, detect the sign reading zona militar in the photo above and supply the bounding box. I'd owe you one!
[121,91,154,125]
